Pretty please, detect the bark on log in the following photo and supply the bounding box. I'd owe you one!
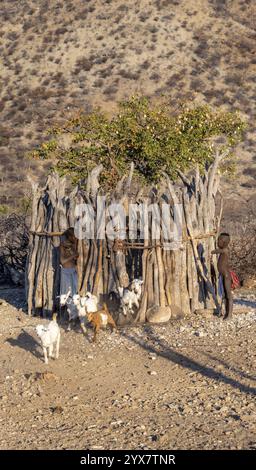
[26,153,224,321]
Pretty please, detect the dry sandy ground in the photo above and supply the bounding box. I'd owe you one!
[0,287,255,450]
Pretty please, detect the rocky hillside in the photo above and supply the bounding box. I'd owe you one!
[0,0,255,220]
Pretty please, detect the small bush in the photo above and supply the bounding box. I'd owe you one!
[75,57,94,72]
[94,79,104,88]
[150,72,160,81]
[103,85,118,95]
[119,69,140,80]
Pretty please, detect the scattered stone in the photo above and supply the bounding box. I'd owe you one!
[50,406,64,414]
[149,353,157,360]
[35,372,59,382]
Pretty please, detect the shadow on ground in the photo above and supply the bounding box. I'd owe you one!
[123,327,256,397]
[6,329,42,360]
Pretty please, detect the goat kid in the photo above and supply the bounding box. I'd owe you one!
[87,303,116,342]
[35,313,60,364]
[119,279,143,316]
[130,279,143,297]
[66,298,79,331]
[57,288,78,330]
[72,292,99,334]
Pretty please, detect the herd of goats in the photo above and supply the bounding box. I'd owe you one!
[35,279,144,364]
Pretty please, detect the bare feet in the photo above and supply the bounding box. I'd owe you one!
[223,314,232,321]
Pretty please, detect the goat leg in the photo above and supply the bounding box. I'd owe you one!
[93,324,100,342]
[108,316,117,332]
[43,347,48,364]
[49,344,54,358]
[80,319,87,335]
[55,333,60,359]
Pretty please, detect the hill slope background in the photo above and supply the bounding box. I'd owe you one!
[0,0,255,223]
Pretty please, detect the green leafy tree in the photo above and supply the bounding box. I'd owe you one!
[30,96,246,188]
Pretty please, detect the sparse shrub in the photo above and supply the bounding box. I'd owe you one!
[207,53,221,67]
[22,21,32,32]
[94,79,104,88]
[117,4,128,11]
[162,14,174,20]
[14,64,22,75]
[75,57,94,72]
[103,85,118,96]
[195,43,209,59]
[55,27,68,35]
[156,0,180,8]
[7,31,19,41]
[75,9,88,20]
[236,61,248,70]
[224,74,243,86]
[17,101,27,111]
[190,79,204,90]
[148,25,158,34]
[119,69,140,80]
[43,35,53,43]
[99,66,112,78]
[165,73,183,87]
[140,60,150,70]
[230,214,256,278]
[53,72,63,81]
[139,13,150,22]
[150,72,160,81]
[204,90,218,100]
[94,56,108,65]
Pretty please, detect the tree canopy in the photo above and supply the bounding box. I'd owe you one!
[30,95,246,188]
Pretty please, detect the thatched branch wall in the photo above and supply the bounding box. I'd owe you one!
[26,153,224,321]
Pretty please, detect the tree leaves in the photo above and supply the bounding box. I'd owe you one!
[30,95,246,188]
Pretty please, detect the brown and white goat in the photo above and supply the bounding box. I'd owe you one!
[86,303,117,342]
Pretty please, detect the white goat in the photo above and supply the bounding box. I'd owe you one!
[35,314,60,364]
[130,279,143,298]
[119,280,143,316]
[72,292,99,334]
[66,299,79,330]
[121,290,139,316]
[82,292,99,313]
[58,289,79,330]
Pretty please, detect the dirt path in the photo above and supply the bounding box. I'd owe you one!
[0,287,255,450]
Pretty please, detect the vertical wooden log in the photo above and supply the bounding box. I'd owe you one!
[26,180,40,315]
[137,228,149,322]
